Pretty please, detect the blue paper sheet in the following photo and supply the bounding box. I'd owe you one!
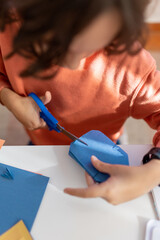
[69,130,129,183]
[0,163,49,235]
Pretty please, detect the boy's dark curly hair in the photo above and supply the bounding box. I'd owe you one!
[0,0,149,78]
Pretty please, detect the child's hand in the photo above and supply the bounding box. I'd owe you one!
[64,156,160,205]
[0,88,51,130]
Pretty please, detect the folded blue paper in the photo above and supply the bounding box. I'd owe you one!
[0,163,49,235]
[69,130,129,183]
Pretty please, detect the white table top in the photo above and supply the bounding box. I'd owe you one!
[0,145,157,240]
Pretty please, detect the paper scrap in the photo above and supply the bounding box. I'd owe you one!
[0,163,49,235]
[0,220,32,240]
[0,139,5,150]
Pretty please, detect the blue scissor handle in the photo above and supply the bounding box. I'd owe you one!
[29,92,60,132]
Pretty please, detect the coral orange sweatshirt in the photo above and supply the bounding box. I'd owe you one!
[0,23,160,145]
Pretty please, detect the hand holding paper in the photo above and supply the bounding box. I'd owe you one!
[68,130,129,183]
[65,155,158,204]
[65,130,158,204]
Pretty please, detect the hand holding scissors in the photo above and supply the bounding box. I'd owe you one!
[29,92,87,145]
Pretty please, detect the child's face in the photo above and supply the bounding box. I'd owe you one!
[61,8,122,69]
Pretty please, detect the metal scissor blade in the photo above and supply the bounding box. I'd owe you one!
[56,124,88,146]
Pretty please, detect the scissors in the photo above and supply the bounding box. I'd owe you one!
[29,93,87,146]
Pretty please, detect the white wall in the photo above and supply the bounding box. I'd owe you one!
[146,0,160,22]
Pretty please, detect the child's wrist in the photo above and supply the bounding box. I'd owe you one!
[0,87,10,104]
[144,160,160,187]
[0,88,21,110]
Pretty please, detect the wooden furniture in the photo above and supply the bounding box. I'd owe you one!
[146,24,160,51]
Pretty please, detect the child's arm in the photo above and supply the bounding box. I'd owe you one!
[0,87,51,130]
[129,54,160,148]
[64,50,160,204]
[0,46,52,131]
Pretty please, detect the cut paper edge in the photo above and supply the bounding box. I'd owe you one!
[1,168,14,180]
[69,130,129,183]
[0,220,32,240]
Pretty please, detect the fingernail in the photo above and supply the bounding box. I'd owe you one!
[91,155,98,161]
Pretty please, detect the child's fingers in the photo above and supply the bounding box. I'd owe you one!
[40,91,52,105]
[28,118,48,130]
[85,172,95,186]
[91,155,115,174]
[40,118,48,129]
[64,183,105,198]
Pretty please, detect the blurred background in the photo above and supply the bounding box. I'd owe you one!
[0,0,160,145]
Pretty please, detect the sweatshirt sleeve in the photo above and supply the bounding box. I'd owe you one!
[0,47,12,103]
[129,51,160,146]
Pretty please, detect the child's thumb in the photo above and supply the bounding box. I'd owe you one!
[40,91,52,105]
[91,156,114,174]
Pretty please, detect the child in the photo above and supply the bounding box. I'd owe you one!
[0,0,160,204]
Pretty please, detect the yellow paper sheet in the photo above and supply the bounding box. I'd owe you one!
[0,220,32,240]
[0,139,5,150]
